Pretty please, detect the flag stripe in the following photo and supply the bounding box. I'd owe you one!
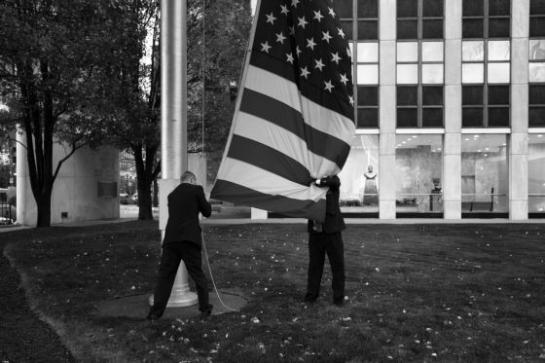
[245,65,354,148]
[215,157,326,202]
[227,134,311,186]
[249,51,354,120]
[234,111,341,177]
[240,88,351,168]
[212,179,326,220]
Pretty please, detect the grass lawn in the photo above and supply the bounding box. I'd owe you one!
[2,221,545,362]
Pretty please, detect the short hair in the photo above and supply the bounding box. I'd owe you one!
[181,171,196,183]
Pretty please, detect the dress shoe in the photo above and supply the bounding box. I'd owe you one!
[199,304,213,320]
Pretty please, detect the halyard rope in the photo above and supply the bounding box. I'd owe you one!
[202,233,238,312]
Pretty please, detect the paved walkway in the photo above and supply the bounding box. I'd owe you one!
[0,238,75,362]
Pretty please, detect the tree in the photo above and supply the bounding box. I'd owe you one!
[92,0,251,220]
[0,0,115,227]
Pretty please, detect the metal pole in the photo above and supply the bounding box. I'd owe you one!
[156,0,197,308]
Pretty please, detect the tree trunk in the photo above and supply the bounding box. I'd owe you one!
[36,191,52,228]
[137,179,153,220]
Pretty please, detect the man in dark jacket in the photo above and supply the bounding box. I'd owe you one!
[147,171,213,320]
[305,175,346,306]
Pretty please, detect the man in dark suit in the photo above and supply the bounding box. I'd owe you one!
[305,175,346,306]
[147,171,213,320]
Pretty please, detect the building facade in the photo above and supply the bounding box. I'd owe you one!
[323,0,545,220]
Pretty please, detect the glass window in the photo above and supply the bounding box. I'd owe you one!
[423,0,443,17]
[397,109,418,127]
[488,107,510,126]
[422,42,444,61]
[489,0,510,16]
[357,64,379,84]
[488,85,510,104]
[530,0,545,37]
[339,134,379,214]
[463,41,485,61]
[397,42,418,62]
[358,21,378,39]
[462,134,508,215]
[463,0,484,16]
[487,63,510,83]
[357,42,379,62]
[358,108,378,128]
[463,86,484,104]
[358,0,378,18]
[531,0,545,14]
[422,64,444,83]
[462,64,485,83]
[397,64,419,84]
[530,18,545,37]
[488,41,510,61]
[358,85,378,105]
[463,19,484,38]
[530,85,545,127]
[397,20,418,39]
[423,86,443,105]
[341,21,354,40]
[334,1,353,18]
[529,133,545,214]
[397,86,418,105]
[397,0,418,17]
[463,108,485,126]
[529,40,545,60]
[489,18,510,38]
[395,134,443,214]
[423,20,443,39]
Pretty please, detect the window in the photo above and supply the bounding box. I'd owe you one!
[339,134,379,215]
[530,0,545,37]
[396,41,444,127]
[334,0,379,128]
[530,85,545,127]
[356,42,379,127]
[529,40,545,82]
[395,134,443,215]
[461,134,508,215]
[397,0,443,40]
[462,40,510,127]
[462,0,511,39]
[528,133,545,215]
[358,0,378,40]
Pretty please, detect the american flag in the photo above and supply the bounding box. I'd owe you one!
[211,0,355,222]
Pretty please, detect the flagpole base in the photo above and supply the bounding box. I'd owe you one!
[148,261,198,308]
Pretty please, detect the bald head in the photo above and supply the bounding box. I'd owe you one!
[181,171,196,184]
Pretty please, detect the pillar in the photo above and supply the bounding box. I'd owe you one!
[443,0,463,219]
[378,0,397,219]
[509,0,530,220]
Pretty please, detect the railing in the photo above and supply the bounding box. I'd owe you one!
[461,192,508,212]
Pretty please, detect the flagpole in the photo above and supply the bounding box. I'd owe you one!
[155,0,197,308]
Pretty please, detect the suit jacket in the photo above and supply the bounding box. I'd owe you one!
[307,175,346,234]
[163,183,212,247]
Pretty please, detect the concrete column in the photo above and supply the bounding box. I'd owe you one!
[15,127,29,224]
[157,0,197,308]
[378,0,396,219]
[509,0,530,220]
[443,0,462,219]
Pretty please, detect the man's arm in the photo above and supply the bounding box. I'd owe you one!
[315,175,340,190]
[197,186,212,218]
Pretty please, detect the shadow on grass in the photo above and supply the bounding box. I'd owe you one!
[2,220,545,362]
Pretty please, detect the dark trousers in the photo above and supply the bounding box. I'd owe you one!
[149,241,210,317]
[306,232,345,301]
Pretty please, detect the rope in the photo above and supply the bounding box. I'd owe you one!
[202,234,238,312]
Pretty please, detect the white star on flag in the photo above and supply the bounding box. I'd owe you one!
[266,12,277,24]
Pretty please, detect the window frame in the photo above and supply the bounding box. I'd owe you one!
[462,0,512,39]
[396,0,444,40]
